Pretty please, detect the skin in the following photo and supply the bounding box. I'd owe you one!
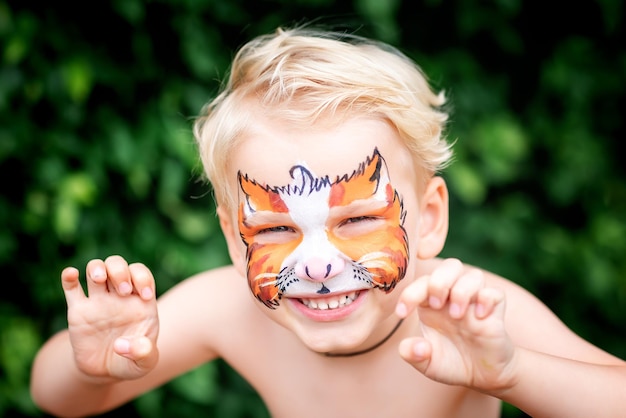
[30,116,626,418]
[237,147,409,310]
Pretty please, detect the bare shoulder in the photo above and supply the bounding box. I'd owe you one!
[159,265,247,300]
[94,265,268,403]
[157,265,249,316]
[154,265,269,354]
[475,263,624,364]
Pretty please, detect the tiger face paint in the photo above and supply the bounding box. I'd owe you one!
[237,148,409,309]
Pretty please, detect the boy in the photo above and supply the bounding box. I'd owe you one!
[30,25,626,417]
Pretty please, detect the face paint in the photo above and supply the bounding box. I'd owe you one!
[238,148,409,309]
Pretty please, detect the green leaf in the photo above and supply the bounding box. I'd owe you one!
[61,58,93,103]
[169,362,218,405]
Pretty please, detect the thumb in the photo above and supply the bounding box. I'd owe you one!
[114,336,158,369]
[399,337,432,373]
[61,267,86,306]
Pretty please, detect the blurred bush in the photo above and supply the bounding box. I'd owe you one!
[1,0,624,417]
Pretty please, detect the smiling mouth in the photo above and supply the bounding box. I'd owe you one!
[299,291,360,310]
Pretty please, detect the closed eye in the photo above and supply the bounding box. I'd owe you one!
[340,216,378,226]
[253,224,299,244]
[258,225,295,234]
[335,215,385,238]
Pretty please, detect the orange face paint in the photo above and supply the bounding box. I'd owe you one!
[238,148,409,309]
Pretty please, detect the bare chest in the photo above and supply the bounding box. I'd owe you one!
[232,349,500,418]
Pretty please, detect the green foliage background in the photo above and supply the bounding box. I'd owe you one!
[1,0,624,417]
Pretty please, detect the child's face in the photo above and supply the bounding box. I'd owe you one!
[222,115,441,353]
[238,145,409,307]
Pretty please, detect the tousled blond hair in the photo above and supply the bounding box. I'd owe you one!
[193,25,452,211]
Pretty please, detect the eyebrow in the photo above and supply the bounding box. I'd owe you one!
[242,210,293,227]
[329,198,388,217]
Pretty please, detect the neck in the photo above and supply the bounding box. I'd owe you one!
[320,318,405,358]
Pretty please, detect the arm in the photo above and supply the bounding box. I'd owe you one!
[490,274,626,417]
[30,257,160,416]
[498,346,626,417]
[395,258,626,418]
[30,256,220,417]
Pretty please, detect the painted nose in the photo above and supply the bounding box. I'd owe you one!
[295,257,345,282]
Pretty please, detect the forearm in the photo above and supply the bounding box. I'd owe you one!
[495,347,626,418]
[30,331,118,417]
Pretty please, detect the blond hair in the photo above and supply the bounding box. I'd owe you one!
[193,25,452,211]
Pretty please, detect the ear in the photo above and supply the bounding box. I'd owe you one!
[416,176,449,259]
[216,205,247,277]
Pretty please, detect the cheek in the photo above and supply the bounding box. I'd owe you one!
[246,241,297,276]
[333,226,409,262]
[244,240,300,308]
[330,224,409,291]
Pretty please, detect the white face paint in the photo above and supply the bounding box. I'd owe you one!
[238,148,409,309]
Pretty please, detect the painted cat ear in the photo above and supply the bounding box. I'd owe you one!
[238,172,287,214]
[329,148,390,206]
[416,176,449,259]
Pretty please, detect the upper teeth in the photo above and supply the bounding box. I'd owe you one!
[301,291,358,310]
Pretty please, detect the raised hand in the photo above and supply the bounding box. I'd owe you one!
[396,258,517,393]
[61,255,159,381]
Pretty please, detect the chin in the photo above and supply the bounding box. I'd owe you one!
[299,328,370,354]
[287,296,383,354]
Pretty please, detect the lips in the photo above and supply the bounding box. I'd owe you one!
[289,290,366,321]
[300,291,359,310]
